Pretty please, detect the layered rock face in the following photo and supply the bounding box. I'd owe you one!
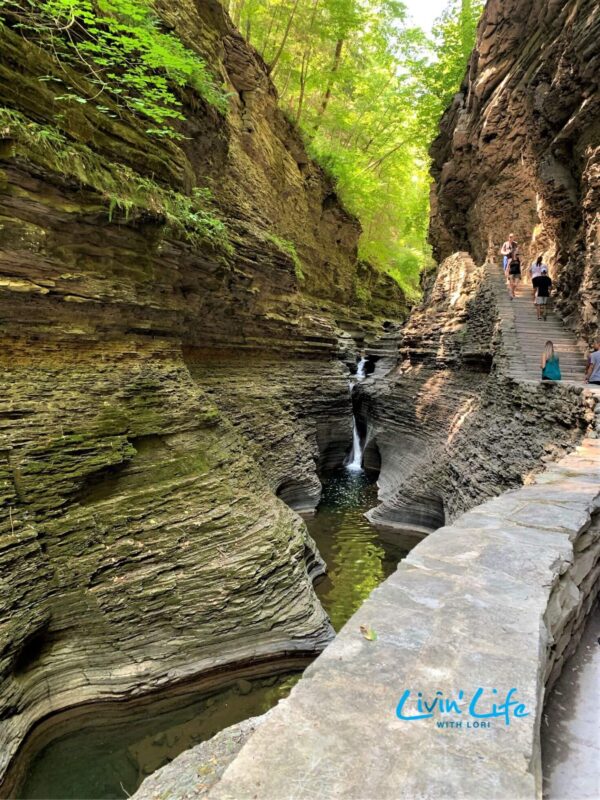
[0,0,405,788]
[430,0,600,343]
[362,252,595,532]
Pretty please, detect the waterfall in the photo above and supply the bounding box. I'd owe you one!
[346,417,363,472]
[345,356,368,472]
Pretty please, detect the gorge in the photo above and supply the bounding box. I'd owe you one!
[0,0,599,798]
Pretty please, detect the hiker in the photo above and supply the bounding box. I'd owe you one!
[532,267,552,320]
[584,340,600,385]
[529,256,547,301]
[541,340,561,381]
[507,250,522,299]
[500,234,518,274]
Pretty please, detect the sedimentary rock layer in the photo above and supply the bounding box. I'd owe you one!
[0,0,405,787]
[430,0,600,342]
[362,253,595,532]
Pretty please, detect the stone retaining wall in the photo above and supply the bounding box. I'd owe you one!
[135,440,600,800]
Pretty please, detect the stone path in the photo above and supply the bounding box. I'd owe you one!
[490,263,589,383]
[542,605,600,800]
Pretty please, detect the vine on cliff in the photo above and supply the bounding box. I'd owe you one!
[0,0,228,138]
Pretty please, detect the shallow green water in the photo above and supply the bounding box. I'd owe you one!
[15,469,410,799]
[16,673,301,800]
[306,469,410,631]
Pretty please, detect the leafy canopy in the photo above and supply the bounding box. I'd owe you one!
[227,0,483,295]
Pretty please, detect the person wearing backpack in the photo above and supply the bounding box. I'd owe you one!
[507,250,522,299]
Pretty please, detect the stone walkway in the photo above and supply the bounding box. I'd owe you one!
[489,263,589,384]
[542,605,600,800]
[134,261,600,800]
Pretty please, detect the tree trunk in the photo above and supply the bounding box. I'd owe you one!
[295,0,320,124]
[313,37,344,131]
[233,0,245,27]
[268,0,301,75]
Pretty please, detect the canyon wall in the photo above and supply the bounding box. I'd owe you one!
[362,253,595,532]
[0,0,405,788]
[430,0,600,343]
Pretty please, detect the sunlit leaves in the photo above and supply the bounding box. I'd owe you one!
[228,0,482,295]
[0,0,228,138]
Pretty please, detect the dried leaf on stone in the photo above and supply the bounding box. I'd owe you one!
[360,624,377,641]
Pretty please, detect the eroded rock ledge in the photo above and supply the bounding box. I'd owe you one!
[361,253,596,534]
[430,0,600,342]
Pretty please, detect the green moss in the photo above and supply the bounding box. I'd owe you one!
[353,281,371,304]
[0,107,232,253]
[264,233,305,282]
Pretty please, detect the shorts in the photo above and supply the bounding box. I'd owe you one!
[509,273,521,283]
[535,296,548,305]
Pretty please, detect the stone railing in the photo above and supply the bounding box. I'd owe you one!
[135,440,600,800]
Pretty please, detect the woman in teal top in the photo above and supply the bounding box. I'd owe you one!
[541,340,561,381]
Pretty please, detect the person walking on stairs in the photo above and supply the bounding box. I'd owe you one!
[507,250,522,299]
[501,234,518,275]
[529,256,547,302]
[532,267,552,320]
[541,341,561,381]
[584,340,600,385]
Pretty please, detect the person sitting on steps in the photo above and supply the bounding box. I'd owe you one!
[541,340,561,381]
[584,340,600,385]
[500,234,517,275]
[532,267,552,320]
[507,250,522,299]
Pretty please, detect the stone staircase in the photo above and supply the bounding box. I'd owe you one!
[490,262,589,383]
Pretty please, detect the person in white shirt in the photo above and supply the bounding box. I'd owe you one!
[529,255,547,302]
[500,234,517,274]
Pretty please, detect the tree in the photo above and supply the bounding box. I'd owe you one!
[230,0,484,295]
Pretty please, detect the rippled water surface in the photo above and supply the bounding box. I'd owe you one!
[306,469,410,631]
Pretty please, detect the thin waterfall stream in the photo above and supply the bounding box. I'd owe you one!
[11,355,416,800]
[345,356,367,473]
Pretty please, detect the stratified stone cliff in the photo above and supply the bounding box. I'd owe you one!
[430,0,599,342]
[0,0,405,788]
[362,253,595,532]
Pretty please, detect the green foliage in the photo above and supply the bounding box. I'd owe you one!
[228,0,483,295]
[412,0,485,140]
[0,107,232,250]
[0,0,228,138]
[265,232,305,281]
